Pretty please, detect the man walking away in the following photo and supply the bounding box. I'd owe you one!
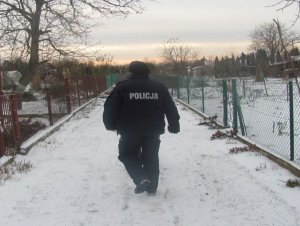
[103,61,180,194]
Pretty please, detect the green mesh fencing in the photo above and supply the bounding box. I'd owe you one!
[153,75,224,124]
[234,78,294,162]
[154,75,300,166]
[106,73,119,88]
[295,87,300,164]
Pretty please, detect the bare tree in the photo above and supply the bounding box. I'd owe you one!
[249,21,299,63]
[159,38,198,74]
[0,0,146,88]
[273,18,300,94]
[271,0,300,25]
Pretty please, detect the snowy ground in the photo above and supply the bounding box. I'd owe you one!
[0,98,300,226]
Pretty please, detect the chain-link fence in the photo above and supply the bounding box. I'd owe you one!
[235,78,295,162]
[153,75,300,166]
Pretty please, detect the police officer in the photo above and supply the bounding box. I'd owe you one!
[103,61,180,194]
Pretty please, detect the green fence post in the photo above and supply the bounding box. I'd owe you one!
[243,79,246,98]
[223,80,228,127]
[201,77,205,113]
[232,79,238,134]
[177,76,180,99]
[106,74,109,88]
[108,74,111,88]
[289,81,294,161]
[187,73,190,104]
[287,83,289,102]
[237,99,246,136]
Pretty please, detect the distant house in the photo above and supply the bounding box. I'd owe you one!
[191,64,211,77]
[270,55,300,78]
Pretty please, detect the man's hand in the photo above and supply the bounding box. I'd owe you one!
[168,124,180,133]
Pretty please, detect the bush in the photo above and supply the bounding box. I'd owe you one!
[22,91,37,102]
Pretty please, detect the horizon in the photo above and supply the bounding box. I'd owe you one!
[100,41,251,65]
[90,0,300,65]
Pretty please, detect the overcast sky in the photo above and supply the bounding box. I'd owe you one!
[90,0,300,64]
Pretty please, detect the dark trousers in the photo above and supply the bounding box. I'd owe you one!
[118,135,161,191]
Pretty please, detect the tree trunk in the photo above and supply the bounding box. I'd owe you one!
[29,1,43,90]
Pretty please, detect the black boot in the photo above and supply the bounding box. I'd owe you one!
[146,187,157,195]
[134,179,150,194]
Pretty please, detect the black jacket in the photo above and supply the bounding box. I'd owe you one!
[103,74,180,136]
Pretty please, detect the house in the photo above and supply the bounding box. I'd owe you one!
[270,55,300,78]
[191,66,207,76]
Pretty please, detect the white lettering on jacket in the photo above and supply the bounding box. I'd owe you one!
[129,92,159,100]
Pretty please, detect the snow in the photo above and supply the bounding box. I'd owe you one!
[0,156,12,165]
[20,98,97,153]
[0,98,300,226]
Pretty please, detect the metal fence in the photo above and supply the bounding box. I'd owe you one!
[106,74,119,89]
[0,94,21,157]
[2,72,298,168]
[0,74,107,158]
[153,75,300,166]
[45,75,106,125]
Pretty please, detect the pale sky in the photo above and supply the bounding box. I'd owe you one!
[90,0,300,64]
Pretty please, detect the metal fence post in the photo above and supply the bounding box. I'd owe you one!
[243,79,246,98]
[237,99,246,136]
[0,125,5,157]
[187,68,190,104]
[46,91,54,126]
[85,79,89,101]
[100,75,105,92]
[287,83,289,102]
[0,95,4,130]
[232,79,238,134]
[76,75,81,107]
[0,95,5,157]
[64,78,72,114]
[187,76,190,104]
[201,77,205,113]
[177,76,180,99]
[93,77,97,97]
[289,81,294,161]
[9,95,21,152]
[223,80,228,127]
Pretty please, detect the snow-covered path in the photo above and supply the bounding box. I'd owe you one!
[0,98,300,226]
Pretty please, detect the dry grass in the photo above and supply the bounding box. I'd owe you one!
[286,179,300,188]
[211,129,237,140]
[229,145,255,154]
[0,160,33,183]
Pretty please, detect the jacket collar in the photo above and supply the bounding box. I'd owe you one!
[129,73,149,79]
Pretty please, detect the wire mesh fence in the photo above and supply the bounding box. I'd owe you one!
[153,75,300,166]
[235,78,293,161]
[45,75,106,125]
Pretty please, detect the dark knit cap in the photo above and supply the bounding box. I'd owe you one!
[128,61,150,75]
